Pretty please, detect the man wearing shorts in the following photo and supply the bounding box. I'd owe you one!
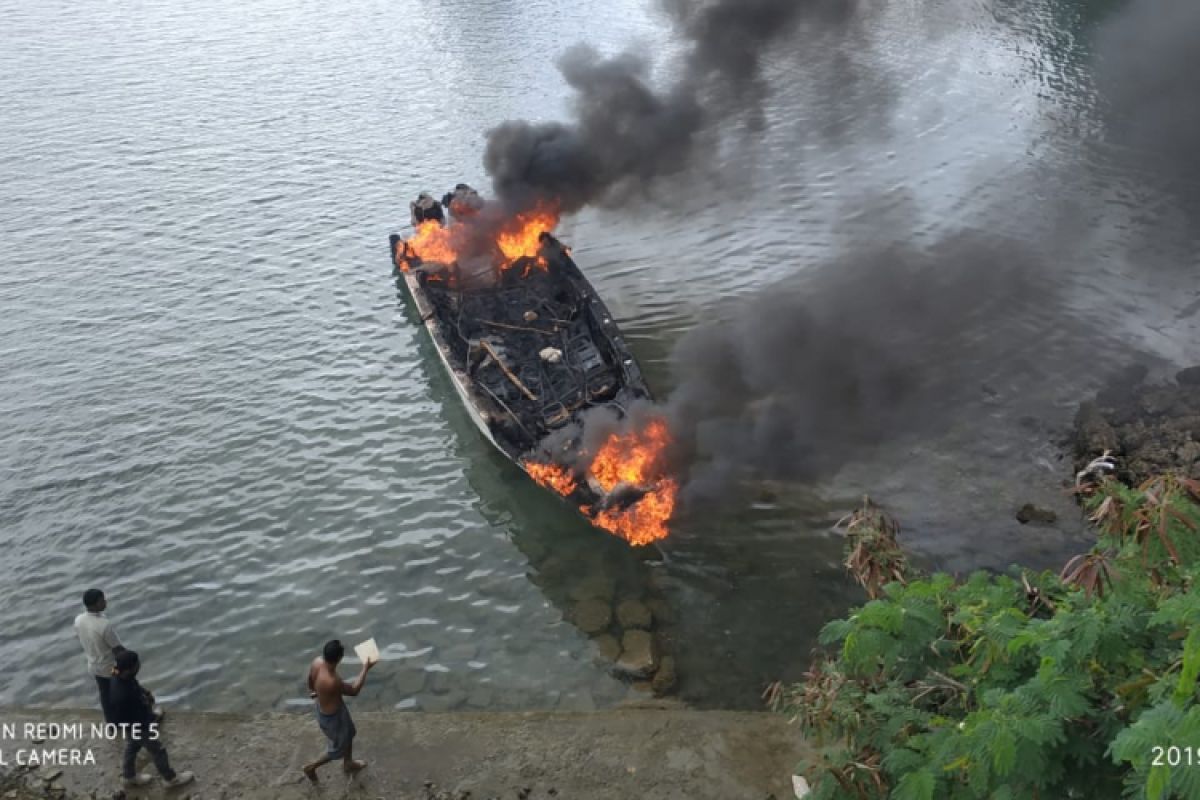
[302,639,376,782]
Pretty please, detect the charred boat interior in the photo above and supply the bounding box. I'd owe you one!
[393,232,651,462]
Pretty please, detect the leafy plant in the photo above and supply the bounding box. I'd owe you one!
[781,476,1200,799]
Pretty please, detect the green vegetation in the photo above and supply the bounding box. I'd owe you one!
[778,476,1200,799]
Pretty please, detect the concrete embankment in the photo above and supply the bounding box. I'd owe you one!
[0,707,802,800]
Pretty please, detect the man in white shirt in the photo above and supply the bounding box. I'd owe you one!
[73,588,126,723]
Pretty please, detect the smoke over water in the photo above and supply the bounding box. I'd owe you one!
[661,230,1080,505]
[483,0,1200,515]
[1094,0,1200,200]
[484,0,849,212]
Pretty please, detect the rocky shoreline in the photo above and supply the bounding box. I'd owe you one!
[1072,364,1200,485]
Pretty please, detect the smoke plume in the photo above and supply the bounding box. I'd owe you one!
[1093,0,1200,197]
[652,0,1200,505]
[661,232,1073,504]
[484,0,851,211]
[481,0,1199,512]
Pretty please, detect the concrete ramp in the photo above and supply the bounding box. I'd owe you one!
[0,707,803,799]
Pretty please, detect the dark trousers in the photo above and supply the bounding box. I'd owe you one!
[94,676,115,724]
[123,736,175,781]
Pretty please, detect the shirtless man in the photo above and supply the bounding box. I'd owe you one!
[302,639,376,783]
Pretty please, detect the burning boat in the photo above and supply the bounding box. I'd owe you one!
[389,187,677,546]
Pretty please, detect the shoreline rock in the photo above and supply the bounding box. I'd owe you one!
[1016,503,1057,525]
[1071,365,1200,484]
[614,630,658,679]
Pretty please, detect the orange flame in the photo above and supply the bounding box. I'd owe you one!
[524,418,677,546]
[496,204,560,271]
[525,461,578,496]
[587,418,677,546]
[404,220,457,266]
[399,202,560,275]
[590,419,671,492]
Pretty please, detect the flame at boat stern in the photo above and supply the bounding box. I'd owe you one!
[525,417,678,547]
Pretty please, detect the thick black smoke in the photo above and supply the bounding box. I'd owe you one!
[527,222,1098,507]
[484,47,705,213]
[484,0,850,211]
[662,232,1072,504]
[1093,0,1200,196]
[484,1,1195,512]
[653,1,1200,505]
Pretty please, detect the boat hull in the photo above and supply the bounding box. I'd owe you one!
[391,238,507,456]
[388,232,655,498]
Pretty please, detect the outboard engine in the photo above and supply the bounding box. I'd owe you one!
[410,192,445,227]
[442,183,484,221]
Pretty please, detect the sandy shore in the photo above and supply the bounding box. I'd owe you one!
[0,706,802,799]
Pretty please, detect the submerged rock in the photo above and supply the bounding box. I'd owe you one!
[429,669,455,694]
[442,642,480,663]
[393,668,428,697]
[568,574,616,603]
[1016,503,1057,525]
[615,599,653,630]
[573,599,612,635]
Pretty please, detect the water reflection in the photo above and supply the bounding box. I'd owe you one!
[3,0,1198,716]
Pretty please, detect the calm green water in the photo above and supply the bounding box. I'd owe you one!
[1,0,1196,713]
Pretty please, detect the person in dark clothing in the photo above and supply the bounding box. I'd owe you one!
[110,651,195,790]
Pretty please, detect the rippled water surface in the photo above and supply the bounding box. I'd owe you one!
[2,0,1197,712]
